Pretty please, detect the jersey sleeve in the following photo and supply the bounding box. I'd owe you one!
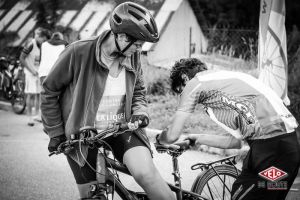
[177,78,202,113]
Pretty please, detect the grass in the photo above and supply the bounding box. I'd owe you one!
[147,94,224,134]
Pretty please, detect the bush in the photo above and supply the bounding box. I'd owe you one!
[147,76,170,95]
[141,54,172,95]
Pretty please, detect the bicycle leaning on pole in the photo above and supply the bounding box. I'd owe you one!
[50,122,241,200]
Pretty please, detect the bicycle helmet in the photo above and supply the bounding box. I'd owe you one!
[110,2,159,43]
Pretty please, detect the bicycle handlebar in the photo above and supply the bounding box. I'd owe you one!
[49,122,129,157]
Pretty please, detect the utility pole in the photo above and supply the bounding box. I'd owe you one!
[189,27,192,58]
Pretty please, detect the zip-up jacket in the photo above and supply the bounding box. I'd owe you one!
[41,30,150,166]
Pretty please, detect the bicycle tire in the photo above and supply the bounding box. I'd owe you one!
[191,164,240,200]
[11,79,26,114]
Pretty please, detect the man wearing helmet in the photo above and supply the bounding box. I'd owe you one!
[41,2,175,200]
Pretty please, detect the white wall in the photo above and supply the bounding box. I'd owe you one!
[147,0,207,69]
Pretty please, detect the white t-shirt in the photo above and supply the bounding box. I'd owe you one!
[39,41,65,77]
[23,39,41,93]
[95,68,126,130]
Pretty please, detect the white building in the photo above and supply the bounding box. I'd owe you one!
[0,0,207,68]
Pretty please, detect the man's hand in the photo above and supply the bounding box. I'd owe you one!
[48,135,67,153]
[154,134,166,153]
[130,114,149,128]
[178,134,196,147]
[154,134,180,153]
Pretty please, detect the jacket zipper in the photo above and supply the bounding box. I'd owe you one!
[83,69,96,126]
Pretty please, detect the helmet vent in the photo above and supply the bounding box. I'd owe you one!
[113,14,122,24]
[129,4,146,15]
[144,24,154,35]
[150,18,158,33]
[139,32,145,38]
[128,10,142,21]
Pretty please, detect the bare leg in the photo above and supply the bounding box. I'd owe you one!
[26,94,32,115]
[35,93,40,116]
[26,94,34,126]
[123,146,176,200]
[33,93,42,122]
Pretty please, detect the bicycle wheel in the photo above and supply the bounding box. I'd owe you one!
[11,79,26,114]
[191,165,240,200]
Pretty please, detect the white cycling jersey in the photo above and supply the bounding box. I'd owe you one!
[177,70,298,140]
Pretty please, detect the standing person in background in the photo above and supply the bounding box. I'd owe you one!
[20,27,48,126]
[39,31,68,83]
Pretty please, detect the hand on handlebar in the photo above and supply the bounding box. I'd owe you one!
[48,122,141,157]
[130,114,149,129]
[48,135,67,154]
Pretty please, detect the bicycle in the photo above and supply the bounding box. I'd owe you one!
[50,123,240,200]
[190,154,240,200]
[0,56,26,114]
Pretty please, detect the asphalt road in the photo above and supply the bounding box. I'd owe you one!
[0,109,224,200]
[0,107,299,200]
[0,110,77,200]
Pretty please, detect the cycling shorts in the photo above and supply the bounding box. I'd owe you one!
[67,131,148,184]
[231,132,300,200]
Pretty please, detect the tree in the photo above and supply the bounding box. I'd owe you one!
[36,0,60,30]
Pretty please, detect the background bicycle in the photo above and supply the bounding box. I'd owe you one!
[0,56,26,114]
[51,123,240,200]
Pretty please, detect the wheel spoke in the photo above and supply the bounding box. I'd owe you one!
[222,175,226,200]
[192,165,240,200]
[206,181,215,200]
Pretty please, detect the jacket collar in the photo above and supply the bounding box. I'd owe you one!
[95,30,134,71]
[48,38,68,46]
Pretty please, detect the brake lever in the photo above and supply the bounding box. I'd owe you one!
[48,152,56,157]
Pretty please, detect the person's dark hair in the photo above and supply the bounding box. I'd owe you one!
[51,32,64,40]
[170,58,207,93]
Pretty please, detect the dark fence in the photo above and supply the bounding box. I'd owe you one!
[202,28,258,61]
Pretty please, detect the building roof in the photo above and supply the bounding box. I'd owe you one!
[0,0,185,50]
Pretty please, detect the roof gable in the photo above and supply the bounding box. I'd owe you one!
[0,0,187,50]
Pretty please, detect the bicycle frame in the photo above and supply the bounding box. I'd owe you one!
[52,125,236,200]
[102,150,208,200]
